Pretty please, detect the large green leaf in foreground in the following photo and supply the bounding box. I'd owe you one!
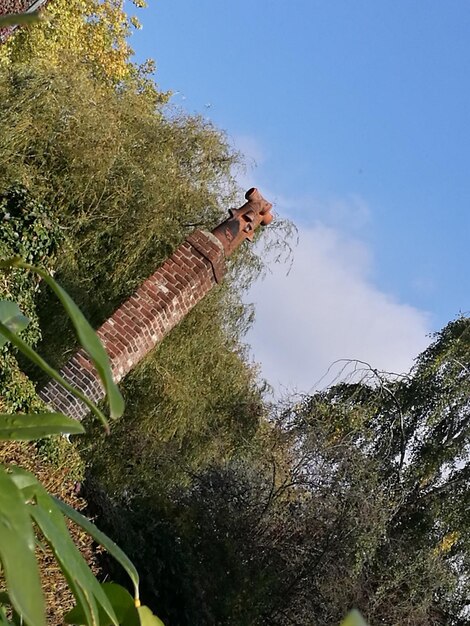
[0,467,46,626]
[0,413,85,441]
[9,467,119,626]
[65,583,140,626]
[55,499,140,601]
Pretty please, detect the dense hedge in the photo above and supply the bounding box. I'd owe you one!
[0,184,61,411]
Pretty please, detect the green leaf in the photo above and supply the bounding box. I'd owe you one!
[0,592,9,604]
[0,319,109,431]
[340,610,369,626]
[0,595,17,626]
[0,260,124,419]
[0,12,42,27]
[0,413,85,440]
[54,499,140,601]
[65,583,139,626]
[7,468,38,491]
[0,467,46,626]
[0,301,29,347]
[0,608,11,626]
[137,606,165,626]
[9,467,119,626]
[30,498,118,626]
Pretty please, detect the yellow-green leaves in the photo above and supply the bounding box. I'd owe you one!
[1,0,136,83]
[136,606,165,626]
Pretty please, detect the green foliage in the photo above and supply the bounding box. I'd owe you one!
[84,287,263,496]
[1,258,124,427]
[0,353,43,413]
[0,187,56,313]
[0,268,158,626]
[0,50,269,604]
[0,2,269,624]
[0,184,61,272]
[0,184,62,413]
[0,60,237,307]
[0,56,259,382]
[0,465,45,626]
[0,0,159,92]
[87,320,470,626]
[0,301,28,347]
[0,16,270,444]
[65,584,140,626]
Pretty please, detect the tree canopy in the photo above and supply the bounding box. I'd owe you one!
[85,319,470,626]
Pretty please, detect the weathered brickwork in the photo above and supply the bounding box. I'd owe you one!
[39,188,273,421]
[39,230,225,420]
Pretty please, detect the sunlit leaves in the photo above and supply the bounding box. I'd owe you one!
[137,606,165,626]
[1,0,136,84]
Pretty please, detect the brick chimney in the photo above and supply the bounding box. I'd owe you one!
[39,188,273,420]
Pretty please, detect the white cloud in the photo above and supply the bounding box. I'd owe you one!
[231,135,431,394]
[245,222,431,395]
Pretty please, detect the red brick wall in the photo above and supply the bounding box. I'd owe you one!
[39,230,225,420]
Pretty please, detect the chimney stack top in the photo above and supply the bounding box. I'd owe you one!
[211,188,273,256]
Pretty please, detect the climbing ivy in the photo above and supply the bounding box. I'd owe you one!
[0,184,61,412]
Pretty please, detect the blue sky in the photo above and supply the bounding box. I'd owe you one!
[130,1,470,390]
